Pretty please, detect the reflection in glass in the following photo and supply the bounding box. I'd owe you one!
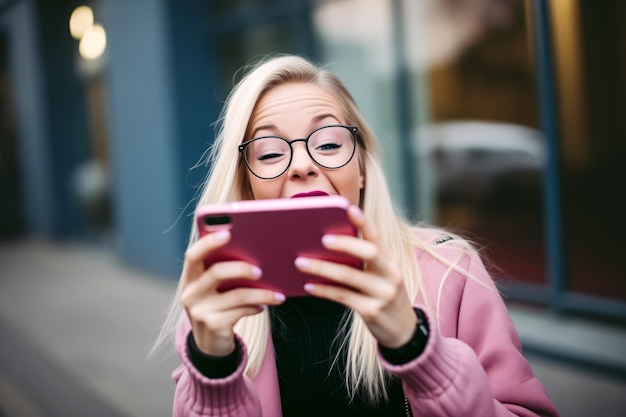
[407,0,547,287]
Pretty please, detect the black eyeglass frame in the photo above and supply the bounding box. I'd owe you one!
[238,124,359,180]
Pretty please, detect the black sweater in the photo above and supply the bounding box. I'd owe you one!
[188,297,415,416]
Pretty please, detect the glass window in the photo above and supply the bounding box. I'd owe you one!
[314,0,548,289]
[406,0,547,286]
[552,1,626,302]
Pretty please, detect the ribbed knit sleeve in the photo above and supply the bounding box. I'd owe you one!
[172,316,262,417]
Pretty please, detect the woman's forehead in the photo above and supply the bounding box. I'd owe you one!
[249,83,344,131]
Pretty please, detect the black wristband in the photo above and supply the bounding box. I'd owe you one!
[187,332,239,378]
[379,308,430,365]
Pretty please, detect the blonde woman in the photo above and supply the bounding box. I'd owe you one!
[157,55,559,416]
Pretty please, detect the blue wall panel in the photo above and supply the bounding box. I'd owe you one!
[102,0,185,276]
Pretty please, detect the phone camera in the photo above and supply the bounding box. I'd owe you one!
[204,215,232,226]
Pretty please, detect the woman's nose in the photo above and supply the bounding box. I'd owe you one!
[288,141,318,179]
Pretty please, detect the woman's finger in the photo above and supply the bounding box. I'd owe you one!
[347,205,380,246]
[343,205,400,275]
[321,232,400,280]
[189,288,280,327]
[295,257,394,298]
[181,260,262,306]
[321,234,378,262]
[302,281,412,347]
[303,280,376,312]
[188,300,267,356]
[180,230,231,287]
[187,287,285,354]
[188,300,265,330]
[302,274,415,348]
[213,286,286,310]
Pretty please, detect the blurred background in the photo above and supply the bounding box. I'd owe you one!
[0,0,625,416]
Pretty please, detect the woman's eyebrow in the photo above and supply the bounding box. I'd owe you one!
[311,113,341,125]
[250,124,278,138]
[250,114,341,138]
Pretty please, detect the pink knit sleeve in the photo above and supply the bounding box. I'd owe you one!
[172,316,263,417]
[380,246,560,417]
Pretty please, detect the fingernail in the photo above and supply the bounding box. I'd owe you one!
[304,283,315,292]
[274,293,286,302]
[322,235,336,245]
[251,266,262,278]
[294,257,309,268]
[214,230,230,241]
[349,205,363,219]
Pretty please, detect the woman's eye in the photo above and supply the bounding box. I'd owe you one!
[257,152,284,161]
[316,143,341,152]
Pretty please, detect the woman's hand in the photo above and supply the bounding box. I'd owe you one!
[295,205,417,349]
[180,230,286,357]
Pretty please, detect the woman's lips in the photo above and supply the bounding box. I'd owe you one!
[290,191,330,198]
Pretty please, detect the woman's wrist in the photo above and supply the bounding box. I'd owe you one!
[379,308,430,365]
[187,332,239,378]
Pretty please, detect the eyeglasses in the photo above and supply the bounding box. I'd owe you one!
[238,124,358,180]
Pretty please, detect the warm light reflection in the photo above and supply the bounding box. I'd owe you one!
[79,23,107,60]
[69,6,94,40]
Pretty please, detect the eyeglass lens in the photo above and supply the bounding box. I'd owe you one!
[243,125,355,179]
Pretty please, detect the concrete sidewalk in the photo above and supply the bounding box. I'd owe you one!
[0,238,179,417]
[0,238,625,416]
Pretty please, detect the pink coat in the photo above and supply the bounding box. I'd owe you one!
[172,229,560,417]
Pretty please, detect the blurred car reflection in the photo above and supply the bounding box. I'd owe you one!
[418,121,545,210]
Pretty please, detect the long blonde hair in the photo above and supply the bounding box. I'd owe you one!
[152,55,474,404]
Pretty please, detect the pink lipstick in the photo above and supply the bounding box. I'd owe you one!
[290,190,330,198]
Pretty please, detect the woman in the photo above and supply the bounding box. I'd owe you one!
[155,55,559,416]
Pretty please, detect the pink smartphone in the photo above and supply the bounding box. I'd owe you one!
[195,195,362,297]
